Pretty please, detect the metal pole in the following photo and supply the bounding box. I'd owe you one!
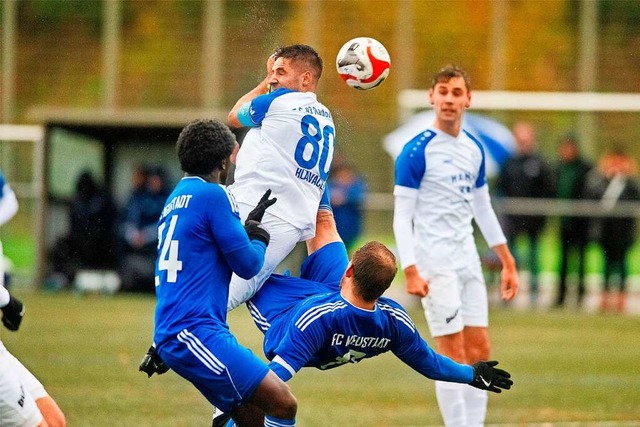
[2,0,17,123]
[577,0,598,159]
[395,0,414,122]
[202,0,224,109]
[301,1,321,50]
[489,0,508,91]
[103,0,121,111]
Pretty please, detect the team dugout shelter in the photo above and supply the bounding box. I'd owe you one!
[26,107,236,287]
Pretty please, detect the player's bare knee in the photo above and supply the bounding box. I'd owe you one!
[270,385,297,419]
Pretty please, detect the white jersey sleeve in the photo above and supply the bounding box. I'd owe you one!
[472,184,507,248]
[0,174,18,227]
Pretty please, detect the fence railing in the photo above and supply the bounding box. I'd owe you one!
[365,193,640,218]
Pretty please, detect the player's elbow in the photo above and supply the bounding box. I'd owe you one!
[234,249,265,279]
[227,111,241,129]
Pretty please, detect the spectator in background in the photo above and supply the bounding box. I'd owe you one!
[328,159,367,252]
[119,166,170,293]
[49,171,118,287]
[554,135,593,308]
[495,122,554,307]
[585,148,640,313]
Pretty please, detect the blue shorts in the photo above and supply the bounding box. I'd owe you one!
[157,324,270,413]
[248,242,349,330]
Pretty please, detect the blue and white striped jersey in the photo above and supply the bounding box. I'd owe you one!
[230,88,336,240]
[394,127,488,269]
[153,177,267,348]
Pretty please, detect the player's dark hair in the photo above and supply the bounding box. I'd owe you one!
[431,64,471,91]
[176,119,236,175]
[275,44,323,80]
[351,241,397,302]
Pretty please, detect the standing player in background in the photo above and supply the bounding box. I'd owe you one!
[0,171,66,427]
[227,44,335,310]
[151,120,297,427]
[392,65,519,427]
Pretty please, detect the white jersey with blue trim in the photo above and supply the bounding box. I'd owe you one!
[230,88,335,239]
[394,127,487,269]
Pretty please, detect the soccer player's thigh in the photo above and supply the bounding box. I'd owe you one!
[300,241,348,285]
[159,327,270,414]
[459,262,489,328]
[0,347,43,427]
[421,268,464,337]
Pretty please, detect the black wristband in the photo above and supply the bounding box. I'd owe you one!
[245,220,270,246]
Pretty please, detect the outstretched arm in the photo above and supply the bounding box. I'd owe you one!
[228,54,276,128]
[393,314,512,392]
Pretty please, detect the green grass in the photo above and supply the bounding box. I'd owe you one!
[2,291,640,426]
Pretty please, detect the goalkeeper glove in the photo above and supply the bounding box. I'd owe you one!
[245,220,270,246]
[139,345,170,378]
[1,295,25,331]
[470,360,513,393]
[245,189,277,223]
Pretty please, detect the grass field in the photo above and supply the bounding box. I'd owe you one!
[2,291,640,426]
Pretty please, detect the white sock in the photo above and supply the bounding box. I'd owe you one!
[463,385,488,426]
[435,381,466,427]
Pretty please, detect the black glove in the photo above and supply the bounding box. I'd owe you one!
[212,412,232,427]
[245,189,277,223]
[139,345,170,378]
[1,295,25,331]
[245,220,270,246]
[470,360,513,393]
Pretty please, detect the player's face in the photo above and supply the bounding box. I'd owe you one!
[429,77,471,129]
[269,57,309,92]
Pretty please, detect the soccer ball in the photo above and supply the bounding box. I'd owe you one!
[336,37,390,90]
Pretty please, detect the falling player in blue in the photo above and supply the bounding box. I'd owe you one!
[211,210,512,426]
[248,210,512,389]
[151,119,297,427]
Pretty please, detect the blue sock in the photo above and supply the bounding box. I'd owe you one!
[264,415,295,426]
[319,186,332,212]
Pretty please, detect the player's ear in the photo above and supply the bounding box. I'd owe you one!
[428,88,435,105]
[301,70,312,88]
[465,91,471,108]
[345,262,354,278]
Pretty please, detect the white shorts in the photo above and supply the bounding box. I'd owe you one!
[227,203,306,311]
[420,261,488,337]
[0,342,44,427]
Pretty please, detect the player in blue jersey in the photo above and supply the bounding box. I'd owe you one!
[392,65,519,426]
[226,44,336,311]
[211,210,512,426]
[150,119,297,427]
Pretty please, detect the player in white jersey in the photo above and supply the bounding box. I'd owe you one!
[393,65,519,427]
[227,44,335,310]
[0,172,66,427]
